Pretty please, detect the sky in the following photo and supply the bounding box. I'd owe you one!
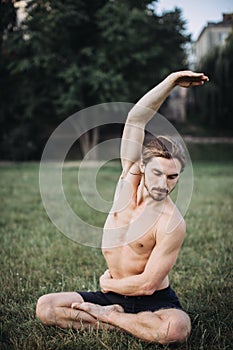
[155,0,233,40]
[16,0,233,41]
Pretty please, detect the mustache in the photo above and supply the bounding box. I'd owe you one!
[152,187,168,194]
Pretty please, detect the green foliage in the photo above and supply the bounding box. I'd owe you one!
[0,0,16,48]
[0,0,189,160]
[0,1,18,158]
[191,32,233,131]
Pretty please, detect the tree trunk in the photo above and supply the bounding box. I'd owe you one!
[79,128,99,160]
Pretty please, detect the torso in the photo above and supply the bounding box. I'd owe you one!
[102,211,156,279]
[101,168,182,290]
[102,189,172,289]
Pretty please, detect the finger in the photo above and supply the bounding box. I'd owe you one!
[181,72,209,81]
[189,76,207,82]
[180,71,203,78]
[188,71,207,78]
[193,74,209,82]
[191,81,206,86]
[202,76,209,82]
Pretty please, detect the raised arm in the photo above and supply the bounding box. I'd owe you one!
[120,71,209,176]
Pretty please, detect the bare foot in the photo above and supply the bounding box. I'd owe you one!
[71,302,124,323]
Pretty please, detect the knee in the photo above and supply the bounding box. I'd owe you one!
[169,317,191,343]
[159,314,191,344]
[36,294,56,326]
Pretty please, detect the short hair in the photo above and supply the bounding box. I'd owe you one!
[142,136,187,172]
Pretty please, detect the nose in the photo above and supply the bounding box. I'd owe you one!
[158,175,167,189]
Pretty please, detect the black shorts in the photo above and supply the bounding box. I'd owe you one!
[78,286,182,314]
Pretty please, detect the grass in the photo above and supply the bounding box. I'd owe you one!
[0,144,233,350]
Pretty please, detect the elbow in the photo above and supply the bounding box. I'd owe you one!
[127,108,139,122]
[138,274,158,295]
[141,282,157,296]
[143,288,157,296]
[126,109,147,127]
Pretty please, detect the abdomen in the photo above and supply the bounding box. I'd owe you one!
[102,245,149,279]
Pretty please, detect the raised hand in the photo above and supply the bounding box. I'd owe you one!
[171,70,209,88]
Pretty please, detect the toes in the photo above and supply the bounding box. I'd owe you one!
[72,302,124,315]
[71,302,83,309]
[74,302,93,312]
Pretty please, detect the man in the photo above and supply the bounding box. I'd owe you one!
[36,70,208,344]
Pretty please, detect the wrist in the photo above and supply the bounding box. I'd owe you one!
[167,72,178,87]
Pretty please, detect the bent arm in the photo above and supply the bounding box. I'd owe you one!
[121,71,209,176]
[100,220,186,296]
[121,74,175,176]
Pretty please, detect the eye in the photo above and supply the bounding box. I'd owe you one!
[167,175,178,180]
[153,170,161,176]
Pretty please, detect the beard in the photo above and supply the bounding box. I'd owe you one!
[145,185,169,202]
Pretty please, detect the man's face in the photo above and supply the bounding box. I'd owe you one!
[142,157,182,201]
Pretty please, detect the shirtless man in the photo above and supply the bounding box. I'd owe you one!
[36,70,208,344]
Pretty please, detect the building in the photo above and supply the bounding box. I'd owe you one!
[192,13,233,68]
[168,14,233,122]
[160,86,187,123]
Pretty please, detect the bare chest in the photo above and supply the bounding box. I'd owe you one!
[102,203,158,250]
[102,223,156,277]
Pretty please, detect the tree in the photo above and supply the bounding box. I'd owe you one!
[0,0,19,159]
[190,32,233,131]
[0,0,189,160]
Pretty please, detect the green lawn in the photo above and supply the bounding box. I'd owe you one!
[0,150,232,349]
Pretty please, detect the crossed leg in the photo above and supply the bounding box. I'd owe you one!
[72,301,191,344]
[36,292,115,330]
[36,292,191,344]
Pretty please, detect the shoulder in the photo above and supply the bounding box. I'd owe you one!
[155,216,186,255]
[165,198,185,233]
[156,203,186,245]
